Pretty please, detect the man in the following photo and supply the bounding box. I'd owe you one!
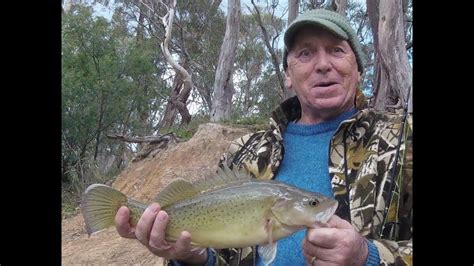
[115,8,413,266]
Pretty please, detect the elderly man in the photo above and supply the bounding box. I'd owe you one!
[115,8,413,266]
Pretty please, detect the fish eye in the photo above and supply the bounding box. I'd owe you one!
[309,199,319,206]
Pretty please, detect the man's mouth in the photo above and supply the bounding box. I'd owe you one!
[314,81,338,87]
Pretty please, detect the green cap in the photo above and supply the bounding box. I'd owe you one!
[283,9,366,74]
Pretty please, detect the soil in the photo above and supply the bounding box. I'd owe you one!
[61,123,251,265]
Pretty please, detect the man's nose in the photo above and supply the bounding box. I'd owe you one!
[314,52,331,74]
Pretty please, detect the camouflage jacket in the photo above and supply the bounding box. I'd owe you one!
[213,96,413,266]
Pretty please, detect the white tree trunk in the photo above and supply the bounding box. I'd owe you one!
[288,0,299,24]
[374,0,412,111]
[334,0,347,16]
[210,0,241,122]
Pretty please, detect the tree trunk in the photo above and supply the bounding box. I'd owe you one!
[117,104,134,169]
[366,0,379,108]
[210,0,241,122]
[159,60,191,129]
[333,0,347,15]
[63,0,73,14]
[158,0,193,128]
[288,0,299,24]
[309,0,325,9]
[136,1,146,44]
[371,0,412,112]
[94,91,106,160]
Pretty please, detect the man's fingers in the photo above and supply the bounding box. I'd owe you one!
[148,211,171,250]
[302,249,313,265]
[115,206,136,239]
[174,231,193,256]
[306,227,339,248]
[303,239,336,262]
[175,231,208,263]
[326,215,352,229]
[135,203,160,245]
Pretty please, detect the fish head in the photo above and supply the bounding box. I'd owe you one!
[270,189,338,228]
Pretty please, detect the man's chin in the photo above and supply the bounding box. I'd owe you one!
[309,98,343,110]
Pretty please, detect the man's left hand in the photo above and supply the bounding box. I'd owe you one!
[302,215,368,265]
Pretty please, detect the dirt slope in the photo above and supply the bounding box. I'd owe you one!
[62,123,251,265]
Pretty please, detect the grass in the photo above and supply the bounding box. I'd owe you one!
[61,163,120,219]
[222,114,269,131]
[62,189,81,219]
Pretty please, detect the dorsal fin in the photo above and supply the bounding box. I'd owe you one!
[154,179,198,208]
[193,164,252,193]
[154,165,252,208]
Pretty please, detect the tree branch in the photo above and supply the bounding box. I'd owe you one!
[158,0,191,84]
[106,132,179,144]
[250,0,286,99]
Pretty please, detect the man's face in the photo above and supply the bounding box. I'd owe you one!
[286,26,360,123]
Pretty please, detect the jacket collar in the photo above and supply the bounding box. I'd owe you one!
[270,94,367,134]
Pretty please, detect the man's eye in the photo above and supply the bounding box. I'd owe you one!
[299,49,311,57]
[334,47,344,53]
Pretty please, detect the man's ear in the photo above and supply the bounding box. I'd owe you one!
[285,71,292,89]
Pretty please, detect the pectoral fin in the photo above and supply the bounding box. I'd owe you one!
[258,218,276,266]
[257,242,277,266]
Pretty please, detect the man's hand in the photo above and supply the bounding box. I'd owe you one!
[115,203,208,265]
[302,215,368,265]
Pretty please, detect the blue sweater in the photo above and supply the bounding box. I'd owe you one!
[256,109,380,266]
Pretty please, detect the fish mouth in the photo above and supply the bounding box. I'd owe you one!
[314,200,338,223]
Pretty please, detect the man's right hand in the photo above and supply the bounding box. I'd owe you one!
[115,203,208,265]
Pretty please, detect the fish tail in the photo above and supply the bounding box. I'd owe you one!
[81,184,129,236]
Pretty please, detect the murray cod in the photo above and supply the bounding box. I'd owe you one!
[81,166,338,265]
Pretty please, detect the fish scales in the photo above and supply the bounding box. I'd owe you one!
[165,181,278,248]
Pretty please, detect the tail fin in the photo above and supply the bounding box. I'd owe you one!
[81,184,127,236]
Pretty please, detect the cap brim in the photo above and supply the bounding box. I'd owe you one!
[284,19,349,48]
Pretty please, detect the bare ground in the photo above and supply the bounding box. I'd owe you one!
[61,123,250,265]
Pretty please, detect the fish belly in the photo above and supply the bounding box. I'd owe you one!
[165,186,276,248]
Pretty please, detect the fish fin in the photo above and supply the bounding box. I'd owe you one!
[258,218,276,266]
[257,242,277,266]
[193,164,252,193]
[81,184,128,236]
[154,179,198,208]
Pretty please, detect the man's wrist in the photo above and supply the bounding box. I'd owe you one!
[364,239,381,266]
[173,248,211,266]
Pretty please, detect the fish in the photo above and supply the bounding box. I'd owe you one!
[81,165,338,265]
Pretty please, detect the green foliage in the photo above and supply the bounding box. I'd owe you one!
[220,114,269,132]
[62,3,168,210]
[175,0,226,110]
[62,189,80,218]
[169,127,194,140]
[233,11,284,119]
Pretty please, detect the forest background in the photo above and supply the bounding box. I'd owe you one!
[61,0,412,217]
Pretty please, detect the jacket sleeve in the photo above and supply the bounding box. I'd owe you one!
[372,238,412,265]
[373,115,413,266]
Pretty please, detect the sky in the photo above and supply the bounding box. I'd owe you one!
[91,0,367,22]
